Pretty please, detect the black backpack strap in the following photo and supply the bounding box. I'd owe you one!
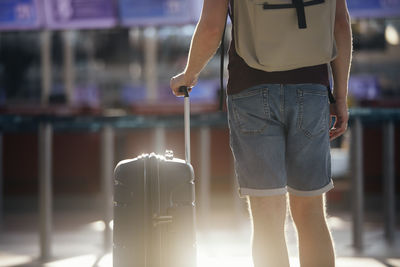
[219,10,229,111]
[263,0,325,29]
[293,0,307,29]
[327,85,336,104]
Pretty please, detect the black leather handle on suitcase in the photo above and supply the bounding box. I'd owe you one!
[179,86,191,164]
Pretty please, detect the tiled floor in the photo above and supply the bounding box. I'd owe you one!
[0,197,399,267]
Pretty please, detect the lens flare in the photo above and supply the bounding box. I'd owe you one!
[385,24,399,45]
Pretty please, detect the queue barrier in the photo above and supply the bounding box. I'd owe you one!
[0,107,399,259]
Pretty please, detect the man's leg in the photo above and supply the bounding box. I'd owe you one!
[289,193,335,267]
[248,194,290,267]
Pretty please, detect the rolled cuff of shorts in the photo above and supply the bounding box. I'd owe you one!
[238,187,287,198]
[287,180,334,197]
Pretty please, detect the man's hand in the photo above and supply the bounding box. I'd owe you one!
[170,0,229,97]
[170,72,198,97]
[329,99,349,141]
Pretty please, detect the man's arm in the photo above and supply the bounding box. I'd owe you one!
[171,0,229,96]
[329,0,353,140]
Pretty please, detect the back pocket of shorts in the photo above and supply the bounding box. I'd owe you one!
[297,89,329,138]
[231,88,269,134]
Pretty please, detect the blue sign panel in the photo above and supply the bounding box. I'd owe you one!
[0,0,41,30]
[43,0,117,29]
[119,0,201,26]
[349,75,380,100]
[348,0,400,18]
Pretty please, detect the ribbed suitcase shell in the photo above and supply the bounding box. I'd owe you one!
[113,152,196,267]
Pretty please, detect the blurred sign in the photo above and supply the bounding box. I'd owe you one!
[348,0,400,18]
[0,0,41,30]
[119,0,201,26]
[349,75,380,100]
[73,84,100,107]
[43,0,117,29]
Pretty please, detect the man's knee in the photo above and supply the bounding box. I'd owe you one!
[289,193,327,224]
[248,194,287,222]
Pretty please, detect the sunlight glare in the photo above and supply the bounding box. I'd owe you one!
[336,257,386,267]
[0,253,33,267]
[88,220,106,232]
[387,258,400,266]
[97,253,112,267]
[385,24,400,45]
[327,216,348,229]
[43,254,97,267]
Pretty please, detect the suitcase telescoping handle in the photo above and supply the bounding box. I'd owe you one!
[179,86,191,164]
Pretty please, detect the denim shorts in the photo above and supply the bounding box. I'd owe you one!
[227,84,334,197]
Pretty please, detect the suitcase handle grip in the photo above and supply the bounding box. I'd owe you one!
[179,86,191,164]
[178,86,190,97]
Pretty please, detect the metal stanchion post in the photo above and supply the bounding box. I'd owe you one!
[0,134,3,231]
[231,153,242,220]
[383,121,395,243]
[39,123,53,261]
[40,30,52,105]
[101,125,114,251]
[350,117,364,250]
[63,30,75,104]
[0,34,2,230]
[199,127,211,228]
[144,27,158,103]
[154,127,166,154]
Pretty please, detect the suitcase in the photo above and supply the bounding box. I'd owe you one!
[113,87,197,267]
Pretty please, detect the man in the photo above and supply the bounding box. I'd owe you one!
[171,0,352,266]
